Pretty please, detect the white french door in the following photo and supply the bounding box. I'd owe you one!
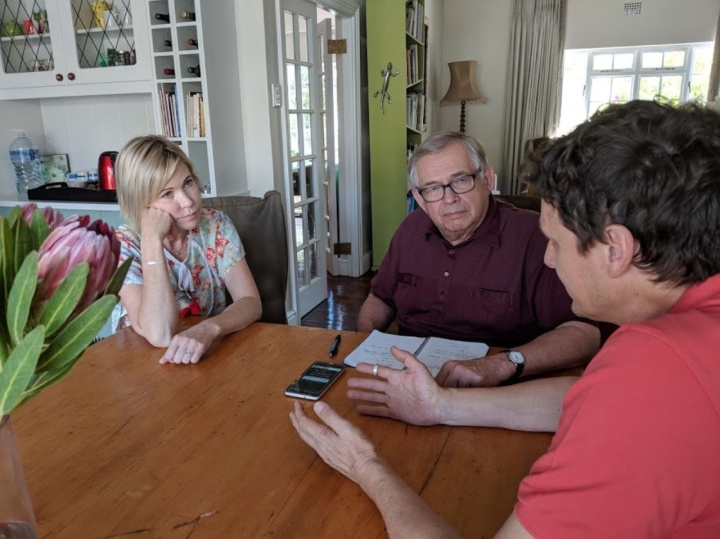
[318,17,340,276]
[280,0,328,317]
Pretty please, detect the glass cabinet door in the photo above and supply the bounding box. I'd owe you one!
[71,0,136,71]
[0,0,56,75]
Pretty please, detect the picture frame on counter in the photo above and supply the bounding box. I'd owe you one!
[40,154,70,184]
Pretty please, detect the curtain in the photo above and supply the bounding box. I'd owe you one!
[707,12,720,102]
[501,0,566,194]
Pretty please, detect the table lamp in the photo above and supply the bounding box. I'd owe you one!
[440,60,487,133]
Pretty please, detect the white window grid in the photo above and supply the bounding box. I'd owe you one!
[578,43,711,120]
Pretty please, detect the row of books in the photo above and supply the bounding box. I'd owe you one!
[407,92,426,132]
[158,85,182,138]
[186,92,205,137]
[406,44,424,86]
[405,0,425,42]
[157,85,205,138]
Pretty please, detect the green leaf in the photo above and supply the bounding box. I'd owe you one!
[38,263,89,337]
[30,211,51,250]
[6,251,38,346]
[104,256,133,297]
[0,217,13,304]
[0,326,44,416]
[6,206,21,227]
[37,295,117,372]
[13,216,34,274]
[16,361,75,408]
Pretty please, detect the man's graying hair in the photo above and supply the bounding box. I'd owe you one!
[408,131,488,188]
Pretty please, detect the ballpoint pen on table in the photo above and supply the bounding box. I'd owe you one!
[329,334,341,357]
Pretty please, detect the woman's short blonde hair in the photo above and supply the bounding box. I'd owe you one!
[115,135,201,231]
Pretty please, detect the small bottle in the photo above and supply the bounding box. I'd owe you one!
[180,11,196,21]
[187,65,201,77]
[9,130,42,194]
[163,39,172,47]
[87,169,99,189]
[154,13,170,23]
[187,38,198,47]
[163,67,175,76]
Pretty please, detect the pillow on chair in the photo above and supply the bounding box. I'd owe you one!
[205,191,289,324]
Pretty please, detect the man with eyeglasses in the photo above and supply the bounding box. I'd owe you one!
[357,131,600,393]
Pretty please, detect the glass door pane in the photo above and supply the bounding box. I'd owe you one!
[0,0,55,74]
[71,0,136,70]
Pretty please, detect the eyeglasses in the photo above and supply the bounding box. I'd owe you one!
[416,173,478,203]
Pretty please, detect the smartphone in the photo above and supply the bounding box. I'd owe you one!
[285,361,345,401]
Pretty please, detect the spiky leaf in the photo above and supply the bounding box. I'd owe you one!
[0,217,13,303]
[38,263,89,337]
[30,211,51,250]
[6,251,38,346]
[104,256,133,297]
[0,326,44,416]
[37,295,117,372]
[13,216,33,274]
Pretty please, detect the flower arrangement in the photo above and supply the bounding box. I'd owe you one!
[0,204,131,416]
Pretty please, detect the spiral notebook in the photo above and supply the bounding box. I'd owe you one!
[343,330,489,377]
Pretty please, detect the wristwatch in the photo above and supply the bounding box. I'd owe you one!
[501,350,525,384]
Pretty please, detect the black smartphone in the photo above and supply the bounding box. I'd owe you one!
[285,361,345,401]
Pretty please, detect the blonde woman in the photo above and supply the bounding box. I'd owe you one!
[112,135,261,364]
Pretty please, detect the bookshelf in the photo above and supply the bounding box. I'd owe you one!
[147,0,246,196]
[366,0,429,267]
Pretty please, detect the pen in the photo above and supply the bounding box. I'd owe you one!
[329,334,341,357]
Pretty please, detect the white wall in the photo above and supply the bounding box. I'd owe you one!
[41,94,155,173]
[439,0,512,182]
[439,0,720,189]
[566,0,719,49]
[0,101,46,194]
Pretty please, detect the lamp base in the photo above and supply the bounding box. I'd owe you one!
[459,100,467,133]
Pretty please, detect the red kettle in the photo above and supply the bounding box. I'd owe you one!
[98,151,118,190]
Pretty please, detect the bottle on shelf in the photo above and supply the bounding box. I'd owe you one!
[163,68,175,76]
[154,13,170,23]
[180,11,196,21]
[163,39,172,47]
[9,130,42,194]
[187,65,201,77]
[187,38,198,47]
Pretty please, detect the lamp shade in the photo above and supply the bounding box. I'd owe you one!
[440,60,487,105]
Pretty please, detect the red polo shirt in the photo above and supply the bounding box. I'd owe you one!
[370,197,581,348]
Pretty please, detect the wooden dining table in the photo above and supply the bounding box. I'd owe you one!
[12,321,555,538]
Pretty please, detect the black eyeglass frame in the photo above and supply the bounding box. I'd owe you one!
[416,171,480,203]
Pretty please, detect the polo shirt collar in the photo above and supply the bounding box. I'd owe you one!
[671,273,720,314]
[423,194,502,248]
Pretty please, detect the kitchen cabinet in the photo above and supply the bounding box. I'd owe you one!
[0,0,151,100]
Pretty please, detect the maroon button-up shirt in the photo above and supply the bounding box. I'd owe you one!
[371,197,583,348]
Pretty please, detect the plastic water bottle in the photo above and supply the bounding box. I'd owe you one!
[9,130,43,194]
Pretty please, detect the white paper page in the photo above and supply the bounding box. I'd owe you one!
[416,337,489,376]
[343,331,489,377]
[343,330,426,370]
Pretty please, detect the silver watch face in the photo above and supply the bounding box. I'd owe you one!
[507,350,525,366]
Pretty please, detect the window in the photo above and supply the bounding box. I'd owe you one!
[557,43,713,135]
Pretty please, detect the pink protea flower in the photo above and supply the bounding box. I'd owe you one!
[37,215,121,311]
[21,203,64,229]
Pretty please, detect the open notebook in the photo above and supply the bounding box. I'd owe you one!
[343,330,489,377]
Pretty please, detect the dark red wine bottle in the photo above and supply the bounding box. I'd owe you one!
[154,13,170,23]
[187,65,201,77]
[163,39,172,47]
[163,68,175,76]
[187,38,198,47]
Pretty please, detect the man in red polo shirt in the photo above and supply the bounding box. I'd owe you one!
[359,131,599,387]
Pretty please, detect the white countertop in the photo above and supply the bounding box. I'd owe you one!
[0,193,120,212]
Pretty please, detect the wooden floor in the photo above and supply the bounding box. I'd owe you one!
[300,272,373,331]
